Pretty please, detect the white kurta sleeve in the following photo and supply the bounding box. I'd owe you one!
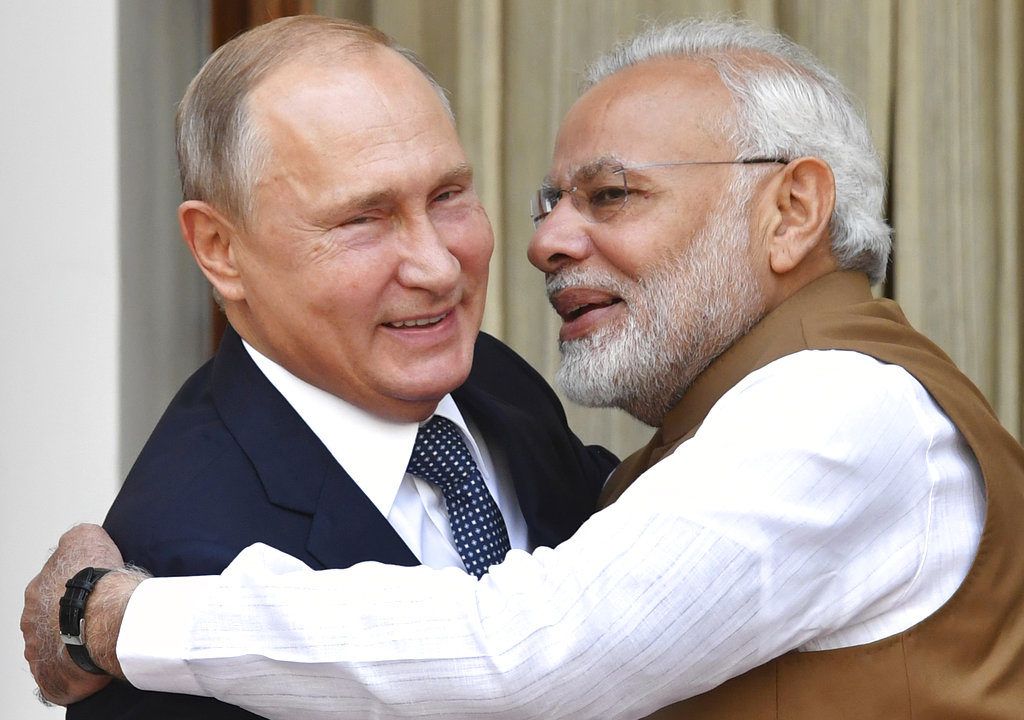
[116,350,982,720]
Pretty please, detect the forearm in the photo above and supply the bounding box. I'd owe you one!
[117,511,779,719]
[85,567,150,679]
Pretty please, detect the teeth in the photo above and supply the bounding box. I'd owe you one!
[387,313,447,329]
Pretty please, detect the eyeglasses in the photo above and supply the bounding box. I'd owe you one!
[530,158,788,229]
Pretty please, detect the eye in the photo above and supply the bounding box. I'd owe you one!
[343,215,374,226]
[432,188,462,204]
[331,212,384,233]
[588,185,628,207]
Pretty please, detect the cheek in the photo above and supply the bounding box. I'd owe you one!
[295,256,397,324]
[449,212,494,283]
[590,233,664,280]
[465,238,493,282]
[600,211,708,277]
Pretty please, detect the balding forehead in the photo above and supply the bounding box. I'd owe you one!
[249,44,387,103]
[596,56,732,108]
[553,56,737,170]
[248,47,446,132]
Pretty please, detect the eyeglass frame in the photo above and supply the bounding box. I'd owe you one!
[530,157,789,229]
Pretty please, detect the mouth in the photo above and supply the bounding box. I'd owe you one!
[560,298,624,321]
[551,289,624,322]
[549,288,625,342]
[384,311,451,329]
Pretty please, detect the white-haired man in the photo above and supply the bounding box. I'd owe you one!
[25,17,1024,720]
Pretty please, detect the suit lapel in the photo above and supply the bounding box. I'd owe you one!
[210,327,419,570]
[453,382,581,549]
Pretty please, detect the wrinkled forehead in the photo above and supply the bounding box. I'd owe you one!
[550,57,735,181]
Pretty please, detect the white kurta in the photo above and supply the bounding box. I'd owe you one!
[118,349,984,720]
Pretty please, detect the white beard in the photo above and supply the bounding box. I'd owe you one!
[548,190,766,426]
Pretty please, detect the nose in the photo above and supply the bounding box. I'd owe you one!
[527,201,594,274]
[396,215,461,295]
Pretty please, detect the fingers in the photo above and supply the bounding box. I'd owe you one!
[34,687,54,707]
[20,523,124,705]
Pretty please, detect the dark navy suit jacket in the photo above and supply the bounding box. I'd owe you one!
[68,326,617,719]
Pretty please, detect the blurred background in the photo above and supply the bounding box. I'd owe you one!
[2,1,1020,715]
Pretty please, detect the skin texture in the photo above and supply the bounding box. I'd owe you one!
[181,47,493,423]
[21,524,130,703]
[528,57,742,344]
[528,56,838,344]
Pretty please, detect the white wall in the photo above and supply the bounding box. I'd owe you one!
[0,2,207,716]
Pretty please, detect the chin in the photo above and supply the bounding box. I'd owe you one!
[401,361,473,402]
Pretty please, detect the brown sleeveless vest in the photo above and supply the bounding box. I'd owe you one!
[599,271,1024,719]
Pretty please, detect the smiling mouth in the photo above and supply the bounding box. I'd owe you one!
[385,311,450,329]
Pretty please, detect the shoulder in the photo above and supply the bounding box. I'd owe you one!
[467,332,567,416]
[715,349,930,427]
[107,445,267,577]
[632,348,957,554]
[681,348,951,485]
[122,356,237,490]
[471,332,547,381]
[105,360,281,576]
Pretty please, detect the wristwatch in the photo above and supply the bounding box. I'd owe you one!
[59,567,111,675]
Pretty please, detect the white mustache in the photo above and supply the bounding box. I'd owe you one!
[545,268,635,301]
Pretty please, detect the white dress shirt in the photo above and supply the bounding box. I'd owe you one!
[118,349,985,720]
[243,340,531,567]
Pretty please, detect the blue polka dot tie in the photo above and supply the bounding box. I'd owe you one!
[407,416,512,578]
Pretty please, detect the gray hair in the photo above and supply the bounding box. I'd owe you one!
[176,15,453,227]
[585,18,892,284]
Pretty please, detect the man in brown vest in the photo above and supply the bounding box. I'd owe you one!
[24,17,1024,720]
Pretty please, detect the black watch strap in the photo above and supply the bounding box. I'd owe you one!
[59,567,112,675]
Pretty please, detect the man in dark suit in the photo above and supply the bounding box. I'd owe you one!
[46,15,614,719]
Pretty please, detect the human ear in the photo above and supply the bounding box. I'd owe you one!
[178,201,245,302]
[766,157,835,275]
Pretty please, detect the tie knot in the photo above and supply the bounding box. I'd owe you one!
[407,416,475,489]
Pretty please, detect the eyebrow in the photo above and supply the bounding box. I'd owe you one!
[344,189,395,215]
[542,155,623,189]
[437,162,475,187]
[328,162,476,217]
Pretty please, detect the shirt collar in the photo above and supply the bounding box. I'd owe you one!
[241,340,478,517]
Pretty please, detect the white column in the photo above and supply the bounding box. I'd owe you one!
[0,2,207,716]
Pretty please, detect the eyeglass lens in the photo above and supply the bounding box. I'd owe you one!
[531,164,629,228]
[530,158,786,228]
